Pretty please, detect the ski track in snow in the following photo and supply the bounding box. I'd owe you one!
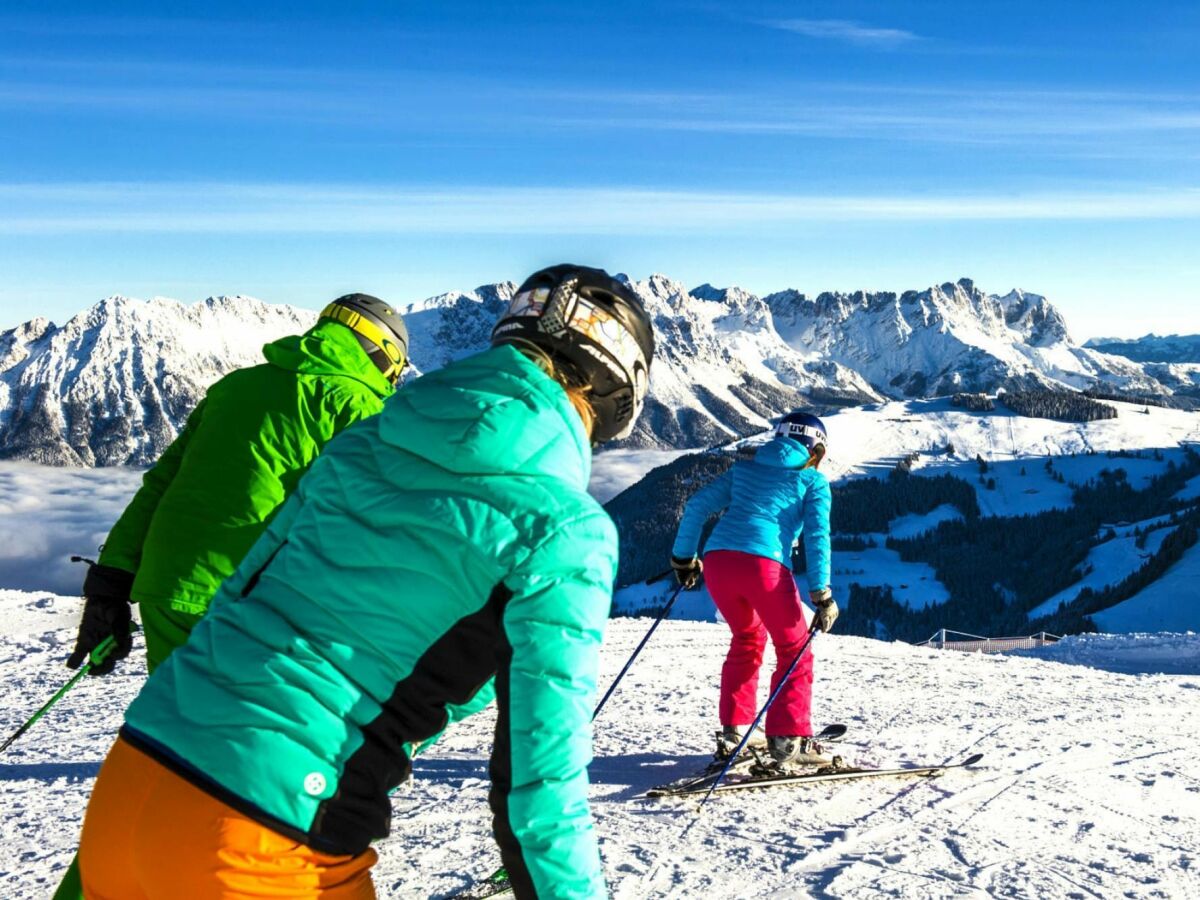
[3,593,1199,898]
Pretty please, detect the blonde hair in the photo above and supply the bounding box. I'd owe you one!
[513,344,597,439]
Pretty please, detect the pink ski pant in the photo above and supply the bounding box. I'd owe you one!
[703,549,813,737]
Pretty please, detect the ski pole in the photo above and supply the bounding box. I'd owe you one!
[699,621,820,806]
[644,568,674,585]
[593,584,685,720]
[1,632,124,753]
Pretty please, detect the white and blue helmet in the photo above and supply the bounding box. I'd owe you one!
[774,411,828,456]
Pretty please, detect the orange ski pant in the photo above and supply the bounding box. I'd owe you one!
[78,737,377,899]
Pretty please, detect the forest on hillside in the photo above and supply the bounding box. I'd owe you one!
[607,444,1200,641]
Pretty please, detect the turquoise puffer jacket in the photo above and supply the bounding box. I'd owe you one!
[122,345,616,899]
[672,437,832,592]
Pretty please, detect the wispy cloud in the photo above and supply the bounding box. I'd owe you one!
[5,54,1197,154]
[2,182,1199,236]
[764,18,919,48]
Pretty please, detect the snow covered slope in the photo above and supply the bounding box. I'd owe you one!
[1091,541,1200,634]
[3,592,1198,898]
[1027,518,1176,621]
[1,276,1184,464]
[809,396,1200,495]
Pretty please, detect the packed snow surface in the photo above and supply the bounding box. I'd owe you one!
[3,591,1199,898]
[1011,631,1200,675]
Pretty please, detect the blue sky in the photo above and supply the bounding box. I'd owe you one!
[1,1,1198,339]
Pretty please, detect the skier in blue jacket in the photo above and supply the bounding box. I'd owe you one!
[670,411,838,766]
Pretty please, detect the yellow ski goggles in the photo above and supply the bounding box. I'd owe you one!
[320,302,407,383]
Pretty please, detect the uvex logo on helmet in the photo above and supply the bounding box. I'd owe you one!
[491,265,655,444]
[774,411,828,456]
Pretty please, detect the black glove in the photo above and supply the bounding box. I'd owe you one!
[810,588,838,633]
[67,564,135,676]
[671,555,703,590]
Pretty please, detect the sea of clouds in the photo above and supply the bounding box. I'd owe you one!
[0,452,673,598]
[0,462,143,596]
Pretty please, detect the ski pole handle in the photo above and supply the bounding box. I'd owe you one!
[87,633,119,668]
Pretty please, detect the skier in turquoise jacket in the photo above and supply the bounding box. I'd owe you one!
[76,265,656,900]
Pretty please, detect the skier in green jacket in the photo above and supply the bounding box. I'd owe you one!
[54,296,407,900]
[76,264,655,899]
[66,294,407,676]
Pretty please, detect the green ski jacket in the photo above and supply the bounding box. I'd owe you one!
[123,345,616,899]
[99,320,394,614]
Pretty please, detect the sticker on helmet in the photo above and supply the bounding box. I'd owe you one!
[776,422,826,443]
[567,297,648,393]
[505,287,551,319]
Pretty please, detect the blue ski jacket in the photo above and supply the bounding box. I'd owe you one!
[671,437,832,592]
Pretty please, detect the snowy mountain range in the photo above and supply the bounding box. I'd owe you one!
[0,297,311,466]
[0,277,1186,466]
[1086,333,1200,363]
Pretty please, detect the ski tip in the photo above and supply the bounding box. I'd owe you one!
[962,753,984,767]
[819,723,848,741]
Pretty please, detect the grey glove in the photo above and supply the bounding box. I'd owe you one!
[810,588,838,633]
[671,555,703,590]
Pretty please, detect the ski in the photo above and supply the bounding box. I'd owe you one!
[450,866,511,899]
[647,752,983,798]
[648,723,847,795]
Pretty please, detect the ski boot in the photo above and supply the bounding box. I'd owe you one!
[715,725,767,761]
[754,735,835,775]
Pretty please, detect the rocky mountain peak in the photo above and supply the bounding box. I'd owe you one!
[0,277,1177,466]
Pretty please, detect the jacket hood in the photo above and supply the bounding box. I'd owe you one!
[754,436,812,469]
[378,345,591,485]
[261,320,394,399]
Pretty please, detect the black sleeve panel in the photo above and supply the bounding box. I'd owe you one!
[488,635,537,899]
[311,585,510,853]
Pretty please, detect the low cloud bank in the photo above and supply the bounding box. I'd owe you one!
[0,462,143,596]
[0,452,668,595]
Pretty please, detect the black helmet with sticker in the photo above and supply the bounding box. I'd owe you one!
[491,264,655,444]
